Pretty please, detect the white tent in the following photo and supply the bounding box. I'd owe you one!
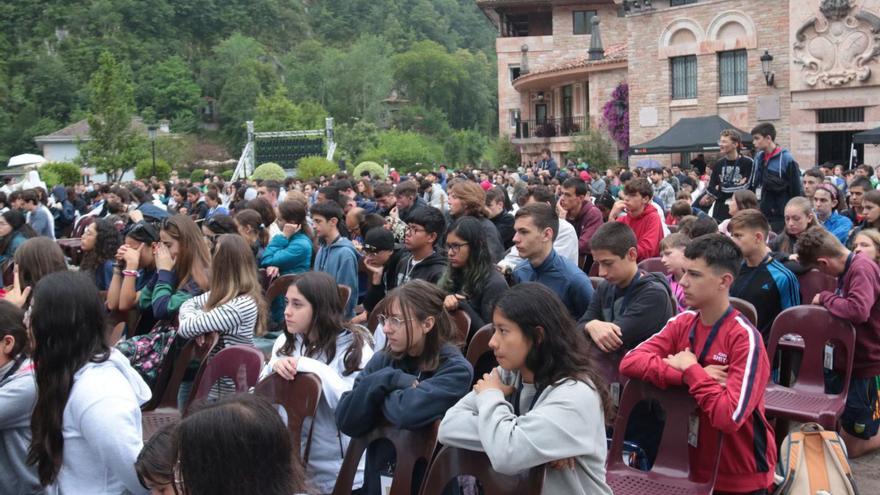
[7,153,47,168]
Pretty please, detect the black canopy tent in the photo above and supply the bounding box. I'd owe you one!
[853,127,880,144]
[630,115,753,155]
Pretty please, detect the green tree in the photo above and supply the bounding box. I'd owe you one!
[360,130,443,172]
[253,88,327,132]
[40,162,82,186]
[135,157,171,181]
[485,135,521,168]
[335,120,380,163]
[76,52,147,182]
[136,56,201,121]
[572,129,617,173]
[443,129,487,166]
[296,156,338,180]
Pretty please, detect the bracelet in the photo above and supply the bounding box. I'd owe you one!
[122,270,139,278]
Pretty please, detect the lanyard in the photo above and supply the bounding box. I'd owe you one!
[731,254,771,298]
[836,253,855,296]
[688,306,734,365]
[609,271,641,321]
[512,379,544,416]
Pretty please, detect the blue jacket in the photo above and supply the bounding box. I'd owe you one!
[261,231,312,276]
[822,211,853,245]
[513,249,594,318]
[0,232,26,264]
[315,235,360,318]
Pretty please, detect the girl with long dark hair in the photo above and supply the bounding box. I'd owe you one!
[336,280,472,494]
[5,237,67,310]
[79,217,122,290]
[261,200,315,323]
[446,180,505,262]
[439,216,508,336]
[439,282,613,494]
[28,271,150,493]
[262,271,373,493]
[0,210,36,265]
[234,209,269,262]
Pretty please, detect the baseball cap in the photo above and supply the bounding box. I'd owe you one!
[363,228,394,253]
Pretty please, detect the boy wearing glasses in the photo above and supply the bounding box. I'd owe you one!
[395,207,447,286]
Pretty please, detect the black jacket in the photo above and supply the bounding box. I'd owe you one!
[394,250,448,287]
[362,248,405,313]
[490,211,515,250]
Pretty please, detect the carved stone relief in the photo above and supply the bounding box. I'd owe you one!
[793,0,880,86]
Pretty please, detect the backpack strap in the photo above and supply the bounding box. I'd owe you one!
[819,432,859,495]
[774,432,804,495]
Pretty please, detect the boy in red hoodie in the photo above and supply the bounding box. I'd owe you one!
[609,178,663,261]
[620,234,776,494]
[795,226,880,458]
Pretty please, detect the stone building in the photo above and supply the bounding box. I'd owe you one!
[481,0,880,169]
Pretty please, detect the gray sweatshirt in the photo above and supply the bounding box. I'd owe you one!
[438,367,612,495]
[0,358,42,494]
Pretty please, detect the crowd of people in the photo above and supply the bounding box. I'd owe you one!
[1,120,879,494]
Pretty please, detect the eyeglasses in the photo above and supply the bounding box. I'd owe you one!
[447,242,468,254]
[405,226,425,235]
[378,314,414,329]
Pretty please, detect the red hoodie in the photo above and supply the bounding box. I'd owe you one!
[620,308,776,493]
[616,206,663,261]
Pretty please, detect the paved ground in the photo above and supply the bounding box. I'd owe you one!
[851,448,880,492]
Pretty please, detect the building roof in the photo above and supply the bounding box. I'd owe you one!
[527,43,627,77]
[34,117,168,144]
[512,43,627,90]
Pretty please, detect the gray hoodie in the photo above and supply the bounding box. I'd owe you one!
[47,349,151,495]
[0,358,42,495]
[438,367,612,495]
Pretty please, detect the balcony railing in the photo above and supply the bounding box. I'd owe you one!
[515,116,586,139]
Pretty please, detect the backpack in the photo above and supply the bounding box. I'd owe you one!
[773,423,859,495]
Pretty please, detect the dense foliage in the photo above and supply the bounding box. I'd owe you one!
[0,0,500,169]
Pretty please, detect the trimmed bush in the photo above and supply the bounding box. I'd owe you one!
[296,156,338,180]
[40,162,82,187]
[359,130,443,173]
[352,161,386,180]
[135,158,172,181]
[252,162,287,181]
[189,169,206,183]
[220,170,234,181]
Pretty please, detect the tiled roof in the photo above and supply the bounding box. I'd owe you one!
[525,43,627,77]
[41,119,92,138]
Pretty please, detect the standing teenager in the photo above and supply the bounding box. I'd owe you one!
[700,129,755,222]
[751,123,803,232]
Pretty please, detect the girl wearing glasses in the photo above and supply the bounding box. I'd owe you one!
[261,271,373,494]
[439,216,509,340]
[29,271,151,494]
[439,283,613,495]
[336,280,473,494]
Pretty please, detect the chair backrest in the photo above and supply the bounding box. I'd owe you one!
[465,324,493,370]
[2,259,14,287]
[730,297,758,327]
[142,333,219,412]
[254,372,322,463]
[637,257,668,275]
[332,422,439,495]
[587,344,626,406]
[185,344,265,413]
[797,269,836,306]
[257,268,273,293]
[589,260,600,276]
[607,380,723,487]
[367,298,387,334]
[266,274,299,302]
[449,309,472,348]
[418,445,545,495]
[338,284,352,312]
[766,306,856,396]
[71,215,95,238]
[767,230,778,245]
[590,276,604,291]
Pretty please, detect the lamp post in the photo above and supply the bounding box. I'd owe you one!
[147,124,158,178]
[760,50,775,86]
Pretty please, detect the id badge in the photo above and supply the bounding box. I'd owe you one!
[610,382,621,407]
[824,344,834,370]
[688,413,700,448]
[380,475,393,495]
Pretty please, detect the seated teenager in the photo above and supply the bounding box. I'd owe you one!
[852,228,880,265]
[134,425,175,495]
[311,200,360,318]
[795,227,880,458]
[846,189,880,248]
[620,234,776,495]
[447,180,504,263]
[335,281,473,495]
[233,208,269,262]
[361,228,405,317]
[486,186,515,250]
[106,221,161,322]
[394,207,448,286]
[439,283,613,495]
[513,203,593,319]
[0,210,36,266]
[0,301,40,494]
[29,271,150,494]
[4,237,67,310]
[608,178,663,261]
[80,217,123,290]
[260,199,315,323]
[769,196,816,274]
[660,233,690,313]
[261,272,374,494]
[558,178,603,269]
[173,394,310,495]
[728,209,800,340]
[440,216,509,338]
[813,184,852,244]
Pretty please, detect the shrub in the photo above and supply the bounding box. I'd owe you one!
[359,130,443,173]
[485,135,521,169]
[296,156,338,180]
[221,169,234,181]
[135,158,172,181]
[40,162,82,187]
[352,161,386,180]
[189,169,206,183]
[572,129,617,173]
[252,162,287,181]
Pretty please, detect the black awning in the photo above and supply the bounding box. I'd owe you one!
[853,127,880,145]
[630,115,753,155]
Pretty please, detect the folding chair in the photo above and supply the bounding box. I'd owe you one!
[418,445,545,495]
[184,344,265,415]
[606,380,723,495]
[764,306,856,430]
[255,372,322,464]
[141,333,219,440]
[332,423,439,495]
[729,297,758,328]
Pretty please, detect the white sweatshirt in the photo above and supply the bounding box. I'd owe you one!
[262,329,374,494]
[48,348,151,495]
[438,367,612,495]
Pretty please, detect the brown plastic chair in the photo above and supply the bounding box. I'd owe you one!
[588,344,626,406]
[57,237,83,266]
[1,259,13,287]
[255,372,322,464]
[418,445,545,495]
[606,380,723,495]
[729,297,758,327]
[265,274,300,302]
[141,333,218,440]
[184,344,265,415]
[338,284,352,313]
[257,268,273,293]
[764,306,856,429]
[332,422,439,495]
[797,269,836,305]
[589,260,600,276]
[449,309,472,349]
[367,298,387,334]
[637,257,668,275]
[465,324,493,370]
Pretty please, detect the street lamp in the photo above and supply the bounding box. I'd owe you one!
[760,50,775,86]
[147,124,159,178]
